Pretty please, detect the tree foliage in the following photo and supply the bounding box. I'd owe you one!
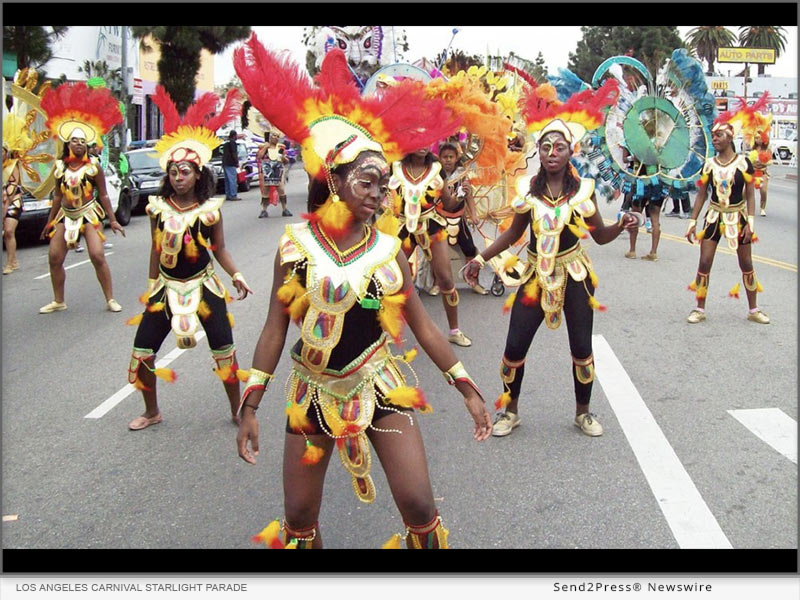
[738,26,788,75]
[685,26,737,75]
[130,26,250,113]
[3,26,68,69]
[568,26,684,82]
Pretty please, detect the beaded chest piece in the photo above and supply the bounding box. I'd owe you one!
[146,195,224,269]
[388,160,443,234]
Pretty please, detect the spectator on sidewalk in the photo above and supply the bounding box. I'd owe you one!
[222,130,240,201]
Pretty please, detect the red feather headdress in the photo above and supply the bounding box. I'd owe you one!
[522,78,619,148]
[233,34,461,181]
[41,81,123,144]
[151,86,243,169]
[713,93,771,145]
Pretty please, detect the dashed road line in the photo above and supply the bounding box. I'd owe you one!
[84,330,207,419]
[592,334,733,549]
[727,408,797,464]
[34,252,115,280]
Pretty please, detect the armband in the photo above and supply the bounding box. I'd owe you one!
[232,272,249,287]
[443,361,483,399]
[236,368,274,416]
[747,215,755,232]
[472,254,486,267]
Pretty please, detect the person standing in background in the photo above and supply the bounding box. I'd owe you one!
[222,130,240,201]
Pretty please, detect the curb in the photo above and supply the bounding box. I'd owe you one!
[787,173,797,181]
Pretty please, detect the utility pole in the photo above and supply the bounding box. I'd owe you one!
[121,25,129,152]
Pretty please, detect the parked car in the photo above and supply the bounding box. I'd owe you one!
[209,141,258,194]
[18,161,129,241]
[123,148,166,214]
[771,131,797,162]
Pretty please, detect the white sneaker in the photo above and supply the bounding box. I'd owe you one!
[491,411,521,437]
[40,301,67,314]
[448,330,472,347]
[574,412,603,436]
[107,299,122,312]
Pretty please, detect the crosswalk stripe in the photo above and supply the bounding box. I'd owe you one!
[727,408,797,464]
[592,334,733,549]
[84,331,208,419]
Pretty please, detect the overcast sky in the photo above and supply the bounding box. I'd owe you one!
[214,26,798,86]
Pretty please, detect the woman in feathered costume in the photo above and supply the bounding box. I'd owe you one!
[233,34,491,549]
[2,113,33,274]
[464,79,639,438]
[684,95,771,325]
[38,81,125,314]
[125,86,253,431]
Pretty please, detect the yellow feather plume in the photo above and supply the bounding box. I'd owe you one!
[153,368,177,383]
[139,290,151,304]
[316,196,354,236]
[521,277,540,306]
[377,292,407,340]
[146,301,165,313]
[277,275,305,306]
[184,235,199,262]
[197,300,212,320]
[227,312,234,328]
[729,283,740,299]
[402,348,418,363]
[502,292,517,314]
[503,254,519,273]
[236,369,250,382]
[215,366,233,382]
[696,228,706,241]
[589,268,599,289]
[495,391,511,410]
[301,441,325,465]
[286,401,311,432]
[567,222,588,240]
[588,295,607,312]
[126,314,143,326]
[384,386,430,412]
[688,280,698,292]
[382,534,403,549]
[756,281,763,293]
[375,210,401,237]
[288,295,310,323]
[696,286,707,300]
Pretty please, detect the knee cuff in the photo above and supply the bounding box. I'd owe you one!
[128,347,155,384]
[403,513,450,549]
[572,354,595,385]
[442,287,459,307]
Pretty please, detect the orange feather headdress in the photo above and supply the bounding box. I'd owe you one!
[426,73,512,186]
[41,81,123,144]
[521,78,619,149]
[233,34,461,182]
[714,93,772,146]
[151,86,243,170]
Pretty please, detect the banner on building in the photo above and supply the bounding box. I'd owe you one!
[717,47,776,64]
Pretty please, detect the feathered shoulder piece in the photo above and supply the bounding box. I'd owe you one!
[522,78,619,147]
[234,33,461,180]
[152,86,242,170]
[41,81,122,144]
[714,93,771,147]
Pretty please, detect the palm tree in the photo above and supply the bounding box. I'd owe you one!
[3,26,68,70]
[685,26,737,75]
[131,27,250,113]
[738,26,788,76]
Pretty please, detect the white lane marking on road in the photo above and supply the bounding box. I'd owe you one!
[592,334,733,549]
[727,408,797,464]
[34,252,115,280]
[84,330,207,419]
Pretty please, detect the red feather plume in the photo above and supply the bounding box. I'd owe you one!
[152,87,181,133]
[715,92,771,128]
[233,33,315,145]
[234,33,461,165]
[152,86,242,134]
[41,81,123,137]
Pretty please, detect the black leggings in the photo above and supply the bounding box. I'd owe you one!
[133,285,233,353]
[502,277,594,405]
[456,217,478,258]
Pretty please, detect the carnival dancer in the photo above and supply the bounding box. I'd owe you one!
[389,149,475,346]
[2,113,35,274]
[684,96,771,325]
[234,37,491,549]
[464,79,639,438]
[37,82,125,313]
[437,142,488,294]
[256,130,291,218]
[125,87,253,431]
[748,112,773,217]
